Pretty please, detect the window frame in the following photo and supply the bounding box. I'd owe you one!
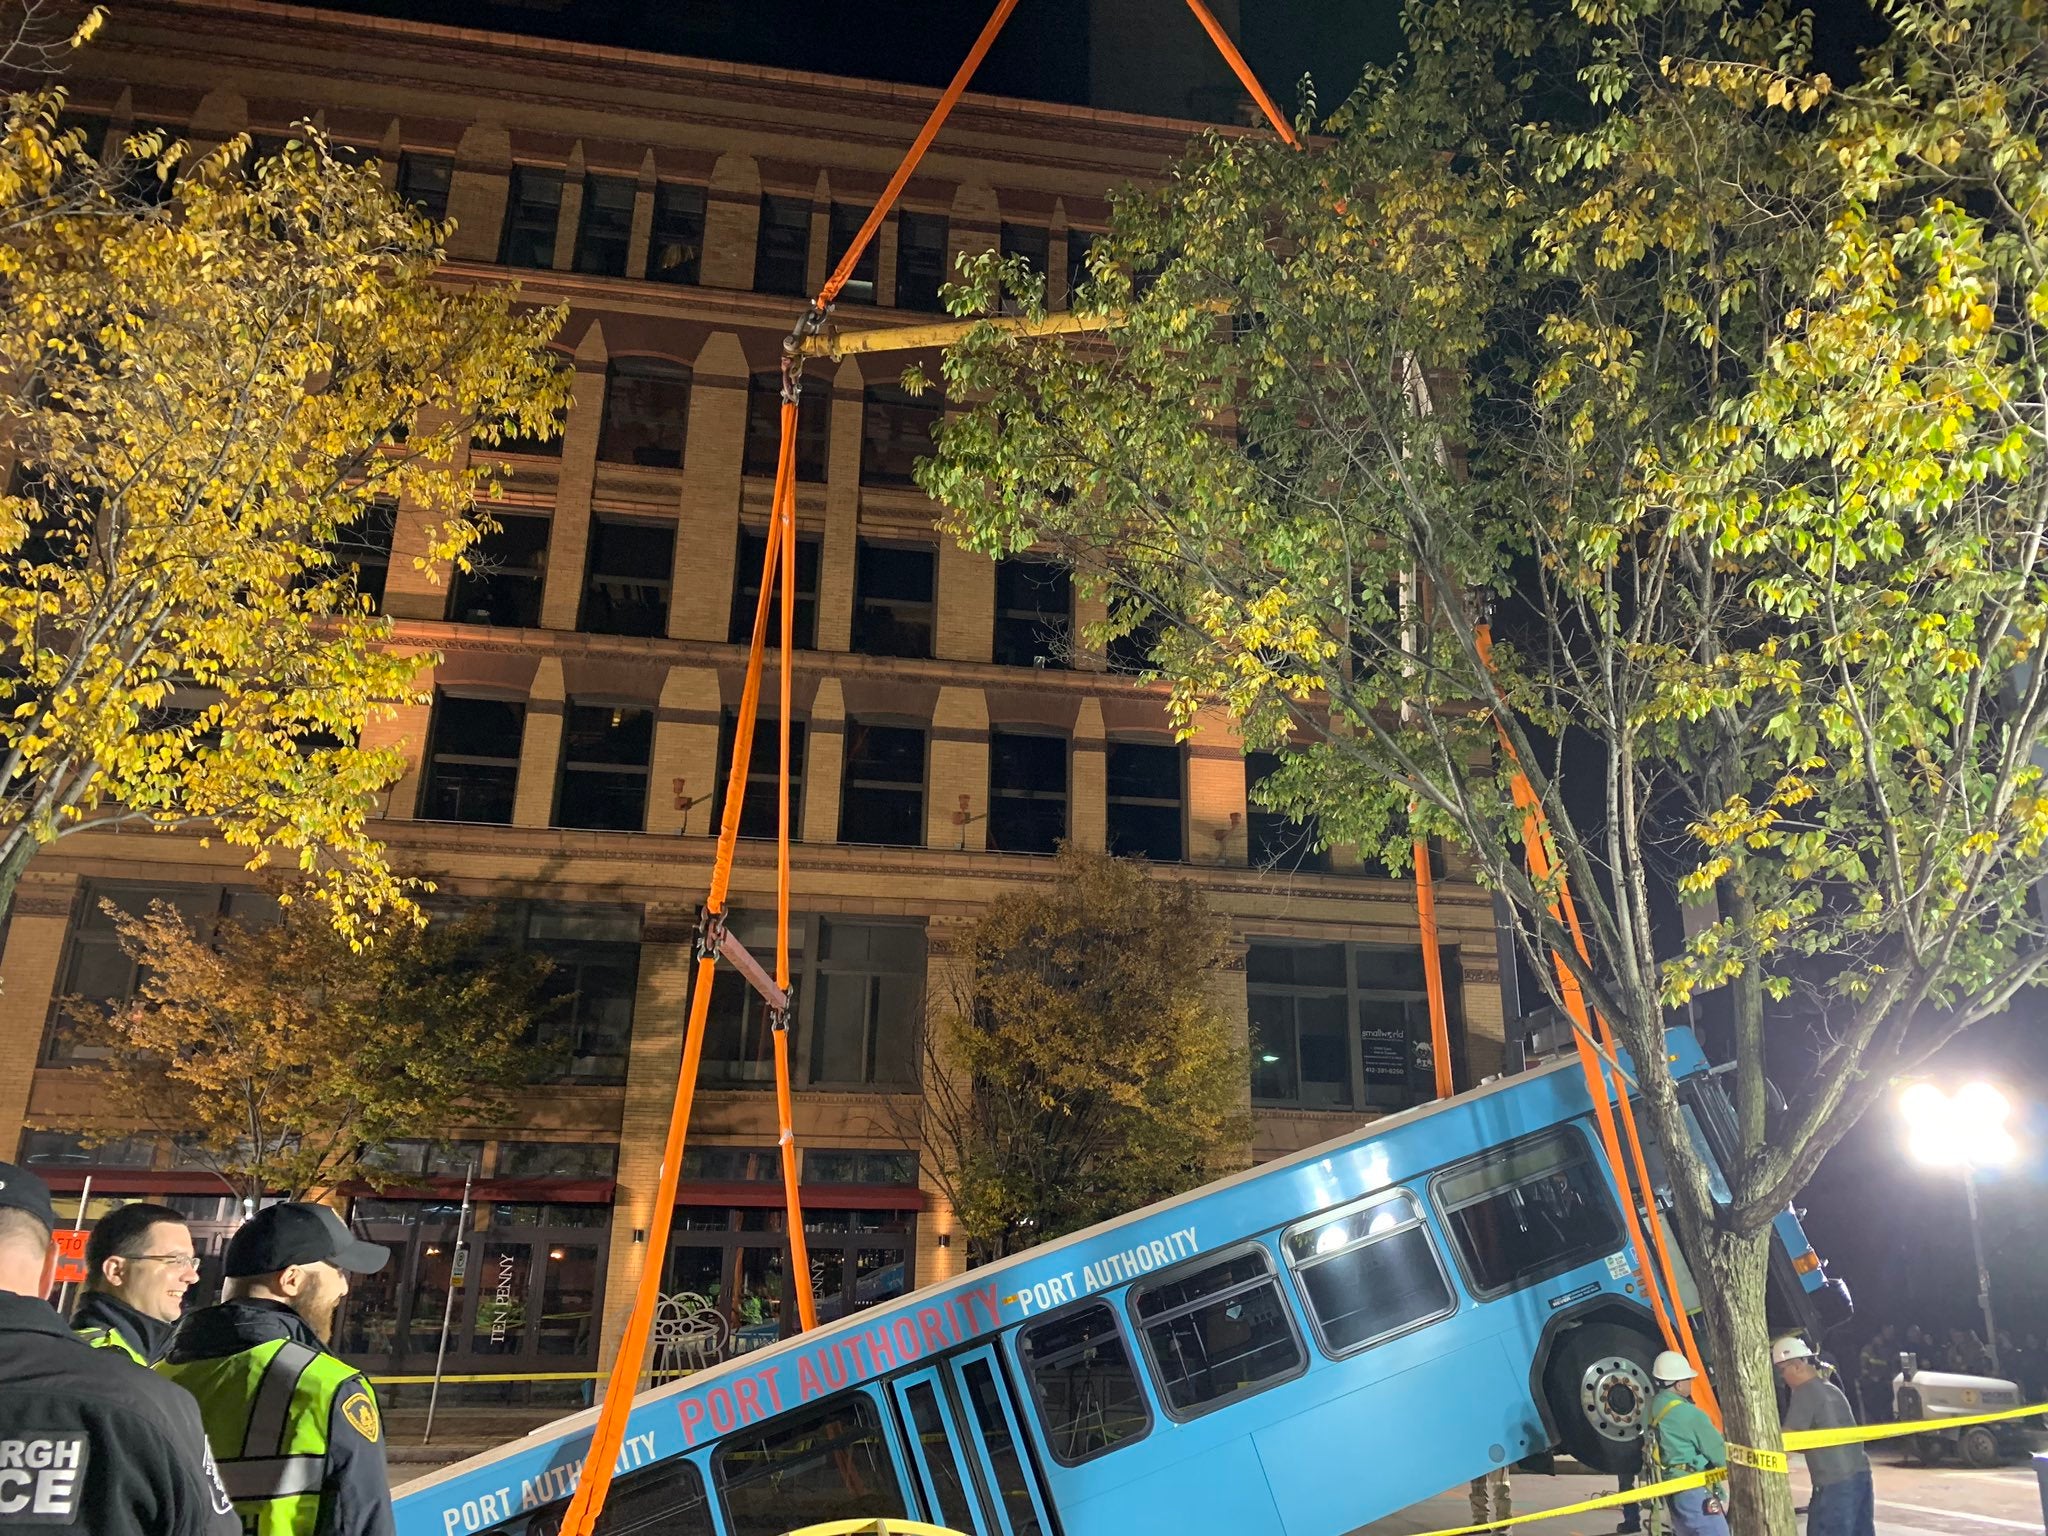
[445,510,550,628]
[553,700,654,833]
[395,152,452,222]
[894,210,949,312]
[711,1388,909,1535]
[573,172,637,277]
[991,557,1072,669]
[986,728,1069,856]
[418,690,524,825]
[1129,1240,1309,1422]
[838,718,928,848]
[596,357,691,469]
[851,538,936,659]
[578,514,676,637]
[647,181,707,286]
[754,194,813,297]
[1429,1123,1625,1302]
[499,164,564,269]
[827,202,878,305]
[1280,1187,1458,1361]
[741,371,830,482]
[859,385,942,489]
[1103,738,1185,863]
[728,525,821,650]
[1014,1298,1154,1468]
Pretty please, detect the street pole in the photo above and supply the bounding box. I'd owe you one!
[1963,1165,2000,1375]
[422,1160,475,1446]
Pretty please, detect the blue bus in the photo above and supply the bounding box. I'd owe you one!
[396,1025,1847,1536]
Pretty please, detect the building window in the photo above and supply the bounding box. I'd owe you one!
[499,165,564,269]
[727,527,820,650]
[496,1140,620,1179]
[1065,230,1096,306]
[358,1138,485,1178]
[1246,751,1327,873]
[987,730,1067,855]
[804,1148,918,1185]
[1105,741,1184,862]
[860,384,941,488]
[1248,942,1443,1111]
[579,517,674,637]
[446,512,549,628]
[1107,610,1164,675]
[742,371,830,482]
[827,202,879,305]
[419,693,523,824]
[1132,1246,1305,1417]
[1000,222,1048,311]
[19,1129,156,1168]
[992,557,1071,668]
[329,500,396,613]
[840,720,925,847]
[395,153,452,222]
[1018,1303,1150,1465]
[755,194,812,296]
[1282,1190,1455,1355]
[647,182,706,285]
[522,903,641,1084]
[597,358,690,468]
[852,540,935,658]
[713,709,805,841]
[1436,1128,1624,1297]
[573,173,636,277]
[811,920,924,1086]
[700,910,795,1088]
[554,701,653,831]
[895,210,949,311]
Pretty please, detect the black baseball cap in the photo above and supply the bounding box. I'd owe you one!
[225,1201,390,1278]
[0,1161,55,1232]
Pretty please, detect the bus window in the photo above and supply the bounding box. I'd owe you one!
[714,1393,907,1536]
[1282,1190,1455,1356]
[1435,1126,1623,1296]
[901,1381,976,1531]
[1017,1301,1151,1465]
[514,1454,713,1536]
[1132,1245,1305,1416]
[959,1358,1047,1535]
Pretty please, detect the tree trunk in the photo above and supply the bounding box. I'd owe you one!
[1698,1224,1795,1535]
[0,827,37,930]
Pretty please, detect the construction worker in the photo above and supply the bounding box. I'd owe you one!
[1467,1465,1511,1530]
[1855,1324,1896,1422]
[0,1159,237,1535]
[73,1199,198,1364]
[160,1201,394,1536]
[1644,1351,1728,1536]
[1774,1335,1874,1536]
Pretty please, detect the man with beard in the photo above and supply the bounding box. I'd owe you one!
[74,1201,199,1363]
[160,1202,394,1536]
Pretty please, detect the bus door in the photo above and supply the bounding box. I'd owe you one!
[941,1345,1057,1536]
[889,1366,992,1535]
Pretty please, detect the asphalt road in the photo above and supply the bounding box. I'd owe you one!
[1353,1456,2046,1536]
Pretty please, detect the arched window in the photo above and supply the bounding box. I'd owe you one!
[597,358,690,468]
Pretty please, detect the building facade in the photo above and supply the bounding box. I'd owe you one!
[0,0,1510,1391]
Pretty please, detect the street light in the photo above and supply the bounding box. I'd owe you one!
[1900,1080,2020,1374]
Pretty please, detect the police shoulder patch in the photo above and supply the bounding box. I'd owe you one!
[340,1390,380,1444]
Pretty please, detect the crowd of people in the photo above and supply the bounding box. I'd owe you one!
[1851,1320,2048,1420]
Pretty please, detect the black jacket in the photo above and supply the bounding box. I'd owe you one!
[165,1297,395,1536]
[0,1290,237,1536]
[72,1287,175,1363]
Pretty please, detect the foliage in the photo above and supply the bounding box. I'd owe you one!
[912,847,1250,1263]
[922,0,2048,1521]
[0,74,569,936]
[71,901,559,1202]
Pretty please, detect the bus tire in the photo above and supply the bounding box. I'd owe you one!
[1959,1425,2000,1468]
[1544,1321,1658,1475]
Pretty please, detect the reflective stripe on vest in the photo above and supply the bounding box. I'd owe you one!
[76,1323,147,1365]
[159,1336,363,1536]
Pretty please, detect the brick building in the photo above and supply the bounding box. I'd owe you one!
[0,0,1510,1390]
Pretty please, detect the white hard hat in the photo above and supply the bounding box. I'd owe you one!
[1772,1336,1816,1365]
[1653,1350,1697,1383]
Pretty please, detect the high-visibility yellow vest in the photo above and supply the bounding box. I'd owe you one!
[159,1337,364,1535]
[75,1322,148,1365]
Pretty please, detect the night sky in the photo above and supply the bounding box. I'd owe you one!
[287,0,2040,1349]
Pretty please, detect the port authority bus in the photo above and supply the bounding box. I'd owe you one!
[396,1025,1848,1536]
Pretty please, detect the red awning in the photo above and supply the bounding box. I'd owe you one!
[678,1180,929,1212]
[36,1169,247,1196]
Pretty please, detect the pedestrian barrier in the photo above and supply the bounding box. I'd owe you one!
[1397,1400,2048,1536]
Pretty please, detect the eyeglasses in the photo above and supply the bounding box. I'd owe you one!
[125,1253,203,1273]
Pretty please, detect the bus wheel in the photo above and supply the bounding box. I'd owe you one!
[1959,1426,2001,1468]
[1545,1323,1657,1475]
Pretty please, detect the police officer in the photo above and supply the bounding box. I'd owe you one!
[73,1200,197,1364]
[1644,1351,1729,1536]
[0,1159,237,1535]
[161,1201,394,1536]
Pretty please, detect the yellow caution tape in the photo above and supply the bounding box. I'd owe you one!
[1399,1400,2048,1536]
[781,1524,971,1536]
[369,1371,605,1384]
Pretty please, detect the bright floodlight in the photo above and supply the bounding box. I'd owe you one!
[1901,1080,2018,1170]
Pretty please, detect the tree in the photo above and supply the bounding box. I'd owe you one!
[912,847,1250,1264]
[70,901,559,1203]
[0,77,570,934]
[920,0,2048,1525]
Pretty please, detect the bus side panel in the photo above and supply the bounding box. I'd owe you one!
[1251,1333,1542,1536]
[1056,1435,1285,1536]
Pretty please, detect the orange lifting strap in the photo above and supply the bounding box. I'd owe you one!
[560,10,1455,1529]
[1472,628,1719,1423]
